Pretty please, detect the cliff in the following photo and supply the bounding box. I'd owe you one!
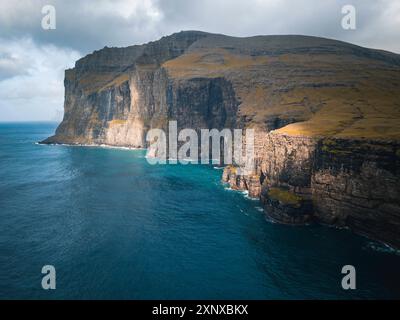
[42,31,400,248]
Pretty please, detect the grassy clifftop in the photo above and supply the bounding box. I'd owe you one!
[163,34,400,140]
[50,32,400,146]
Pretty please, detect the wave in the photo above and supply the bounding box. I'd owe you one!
[223,186,259,201]
[37,142,145,151]
[365,241,400,256]
[243,192,259,201]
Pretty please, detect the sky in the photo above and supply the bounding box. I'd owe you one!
[0,0,399,121]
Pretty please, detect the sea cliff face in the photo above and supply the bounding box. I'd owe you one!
[44,31,211,146]
[42,31,400,248]
[223,134,400,247]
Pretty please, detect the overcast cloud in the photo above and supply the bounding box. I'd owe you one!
[0,0,399,121]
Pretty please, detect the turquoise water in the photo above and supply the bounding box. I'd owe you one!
[0,122,399,299]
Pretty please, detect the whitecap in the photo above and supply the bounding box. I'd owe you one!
[365,241,400,256]
[36,142,145,151]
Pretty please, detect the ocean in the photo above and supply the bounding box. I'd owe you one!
[0,122,399,299]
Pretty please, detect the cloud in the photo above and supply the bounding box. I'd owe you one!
[0,37,80,121]
[0,52,29,80]
[0,0,164,54]
[1,0,399,55]
[0,0,399,120]
[155,0,400,53]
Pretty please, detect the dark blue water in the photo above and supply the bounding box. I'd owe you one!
[1,122,400,299]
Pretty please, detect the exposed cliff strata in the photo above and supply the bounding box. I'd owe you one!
[43,31,210,146]
[42,31,400,248]
[223,134,400,247]
[312,138,400,247]
[223,132,317,224]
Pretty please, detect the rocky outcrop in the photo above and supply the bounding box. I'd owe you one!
[223,132,317,224]
[42,31,400,248]
[258,133,316,225]
[312,138,400,247]
[223,133,400,247]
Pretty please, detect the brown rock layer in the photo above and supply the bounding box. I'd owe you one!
[223,133,400,247]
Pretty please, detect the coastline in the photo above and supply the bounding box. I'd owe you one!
[37,139,400,254]
[37,141,146,151]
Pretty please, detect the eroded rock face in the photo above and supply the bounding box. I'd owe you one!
[42,31,210,146]
[223,132,317,224]
[225,132,400,248]
[312,139,400,247]
[42,31,400,248]
[257,133,316,224]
